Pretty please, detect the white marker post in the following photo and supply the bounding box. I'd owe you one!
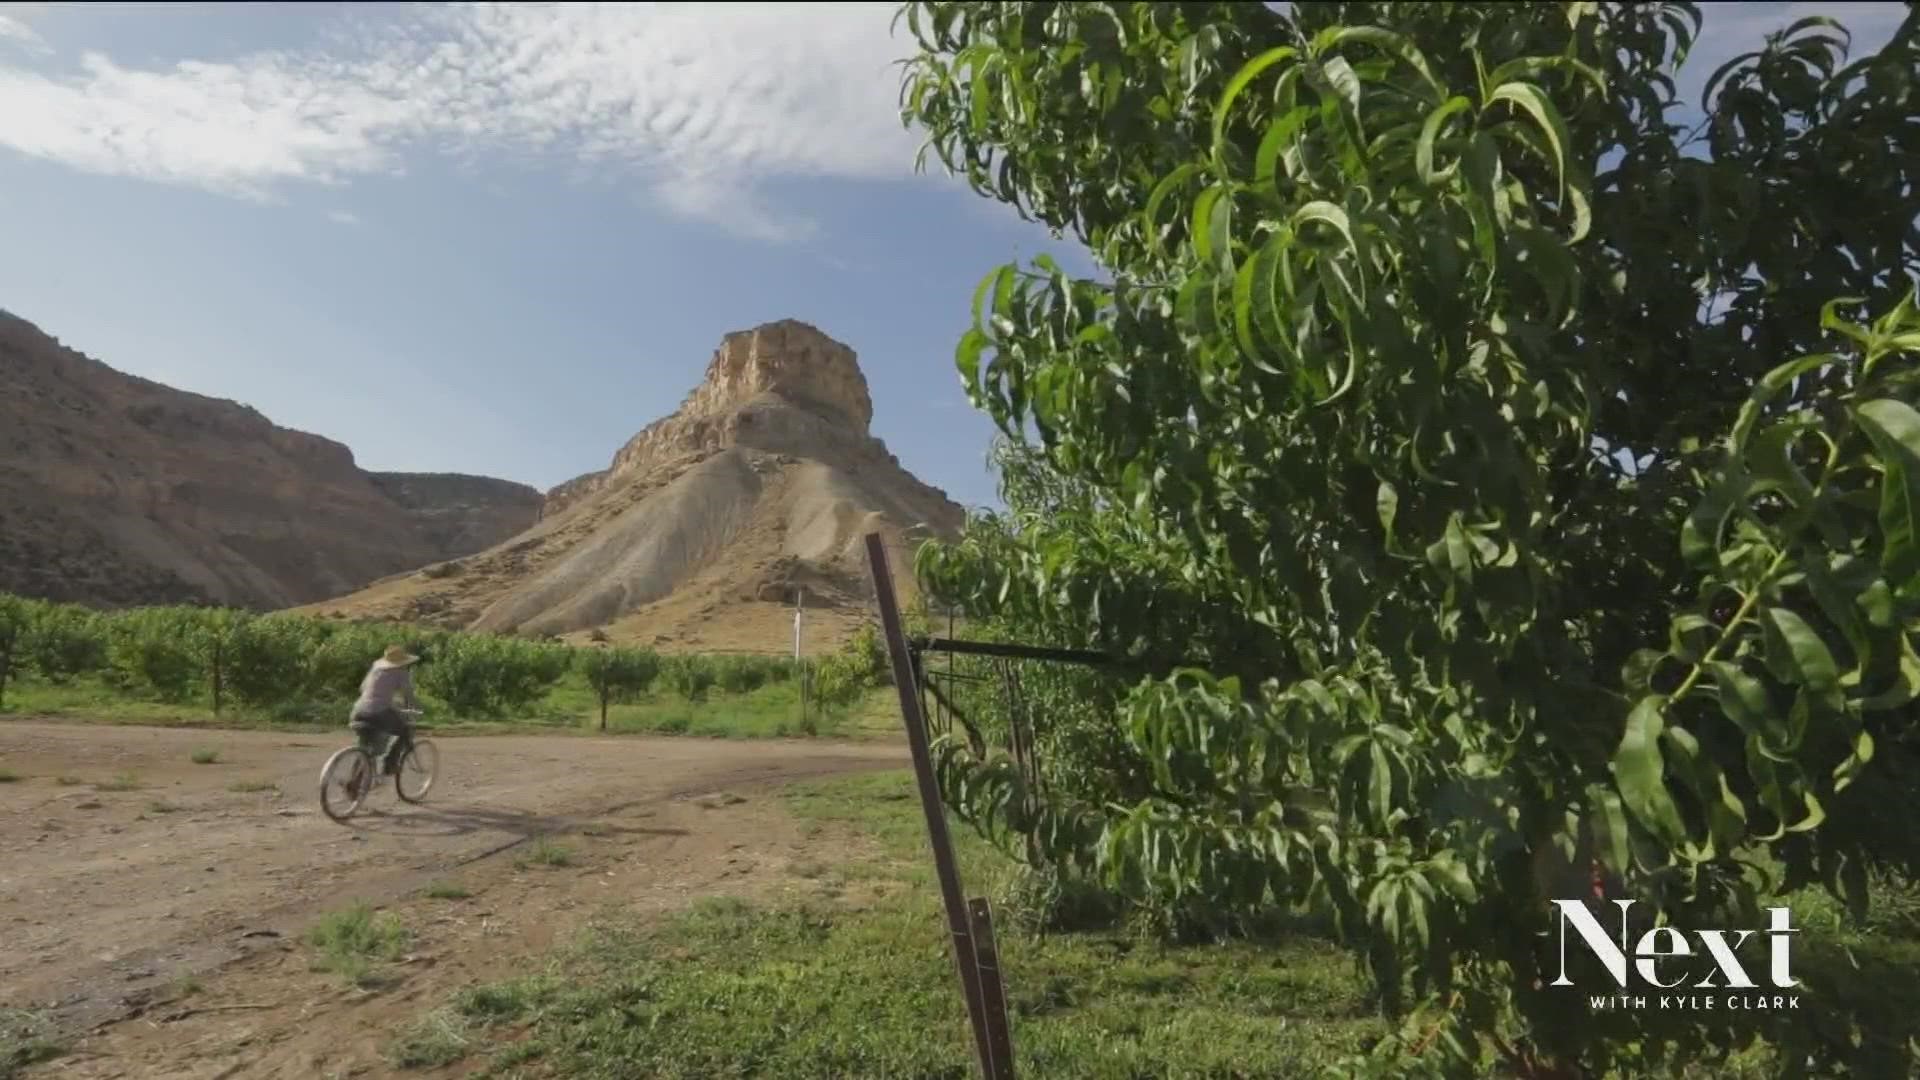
[794,587,805,661]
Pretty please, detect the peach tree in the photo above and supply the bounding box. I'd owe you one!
[901,1,1919,1074]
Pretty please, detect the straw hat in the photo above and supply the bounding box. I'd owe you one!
[380,644,420,667]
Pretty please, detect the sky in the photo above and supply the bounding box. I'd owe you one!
[0,2,1908,512]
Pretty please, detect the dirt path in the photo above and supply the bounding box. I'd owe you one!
[0,720,907,1077]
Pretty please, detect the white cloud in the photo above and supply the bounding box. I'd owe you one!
[0,2,922,240]
[0,9,48,55]
[327,208,360,226]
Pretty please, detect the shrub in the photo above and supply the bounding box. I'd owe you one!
[415,633,572,719]
[225,615,321,710]
[580,646,664,730]
[712,654,797,695]
[105,606,205,702]
[663,655,717,703]
[20,601,107,684]
[0,595,23,709]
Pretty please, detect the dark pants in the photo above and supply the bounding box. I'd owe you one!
[350,708,410,773]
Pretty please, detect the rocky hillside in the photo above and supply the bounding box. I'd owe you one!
[0,311,543,609]
[307,319,966,651]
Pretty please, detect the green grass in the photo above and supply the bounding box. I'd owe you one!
[96,771,141,792]
[423,881,473,900]
[0,1008,63,1079]
[395,770,1920,1079]
[0,769,18,784]
[515,840,575,870]
[146,799,181,814]
[4,673,899,743]
[388,1008,474,1069]
[305,904,412,988]
[227,779,277,793]
[189,747,221,765]
[399,771,1385,1078]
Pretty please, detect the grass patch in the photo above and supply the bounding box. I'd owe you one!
[189,748,221,765]
[423,880,472,900]
[55,776,81,786]
[405,771,1384,1077]
[0,769,19,783]
[516,840,575,869]
[305,904,411,987]
[403,769,1920,1078]
[170,975,204,999]
[96,771,141,792]
[388,1007,473,1069]
[0,1008,64,1078]
[227,779,277,793]
[146,800,181,814]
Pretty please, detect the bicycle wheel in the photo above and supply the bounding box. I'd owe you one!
[320,746,375,822]
[395,738,438,804]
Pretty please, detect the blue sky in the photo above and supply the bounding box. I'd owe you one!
[0,3,1905,510]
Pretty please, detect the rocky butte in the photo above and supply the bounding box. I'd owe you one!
[0,310,544,609]
[310,319,966,651]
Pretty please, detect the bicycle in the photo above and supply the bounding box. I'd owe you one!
[318,707,440,823]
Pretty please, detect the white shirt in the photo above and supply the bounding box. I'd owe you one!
[353,660,418,713]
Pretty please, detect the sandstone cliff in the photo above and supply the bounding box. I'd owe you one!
[0,311,543,609]
[309,320,965,650]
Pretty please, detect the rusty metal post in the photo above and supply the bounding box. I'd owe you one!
[864,533,1014,1079]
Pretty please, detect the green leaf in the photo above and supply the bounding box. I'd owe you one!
[1613,696,1685,844]
[1483,81,1571,204]
[1317,26,1443,103]
[1586,783,1632,874]
[1854,399,1920,588]
[1377,481,1401,553]
[1681,471,1747,569]
[1761,607,1840,695]
[1416,96,1472,186]
[1144,163,1202,258]
[1487,55,1608,96]
[1833,730,1874,792]
[1293,200,1358,256]
[1369,741,1392,825]
[1622,649,1665,694]
[1192,185,1232,270]
[1785,791,1826,834]
[956,328,988,399]
[1212,47,1300,162]
[1707,660,1783,743]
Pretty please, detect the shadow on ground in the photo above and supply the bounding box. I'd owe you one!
[340,803,692,841]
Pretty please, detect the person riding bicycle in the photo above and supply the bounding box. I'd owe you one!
[350,644,423,775]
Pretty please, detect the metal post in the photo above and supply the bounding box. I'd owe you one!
[864,533,1015,1079]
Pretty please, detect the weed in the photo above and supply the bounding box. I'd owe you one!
[423,881,472,900]
[516,840,574,869]
[189,748,221,765]
[0,769,18,783]
[227,779,277,793]
[387,1008,471,1069]
[0,1007,63,1077]
[305,904,410,987]
[146,800,181,814]
[97,772,141,792]
[55,776,81,786]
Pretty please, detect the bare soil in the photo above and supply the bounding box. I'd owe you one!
[0,720,906,1078]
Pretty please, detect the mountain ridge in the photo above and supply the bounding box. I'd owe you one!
[0,310,543,609]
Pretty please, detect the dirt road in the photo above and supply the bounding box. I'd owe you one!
[0,720,907,1077]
